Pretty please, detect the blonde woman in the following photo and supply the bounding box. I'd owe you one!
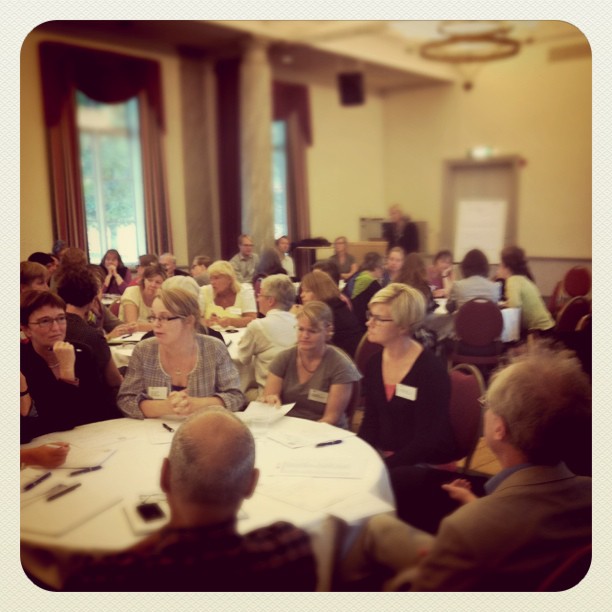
[117,286,244,418]
[263,301,361,428]
[358,283,457,468]
[198,260,257,328]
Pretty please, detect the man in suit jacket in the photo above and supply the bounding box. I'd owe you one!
[339,343,591,591]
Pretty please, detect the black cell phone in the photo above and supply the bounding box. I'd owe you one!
[225,328,238,333]
[136,502,165,522]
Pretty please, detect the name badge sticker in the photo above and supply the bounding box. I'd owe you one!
[308,389,329,403]
[148,386,169,400]
[395,383,418,402]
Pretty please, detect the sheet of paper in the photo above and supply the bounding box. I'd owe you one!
[266,425,355,449]
[21,486,123,536]
[328,492,395,523]
[256,478,362,512]
[242,401,295,422]
[272,453,366,479]
[54,446,117,469]
[107,331,148,345]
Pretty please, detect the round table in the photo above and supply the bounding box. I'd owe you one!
[21,416,394,590]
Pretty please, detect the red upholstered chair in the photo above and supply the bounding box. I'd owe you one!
[555,296,591,333]
[437,364,485,472]
[563,266,591,297]
[537,544,592,591]
[354,332,382,375]
[450,299,504,371]
[109,298,121,317]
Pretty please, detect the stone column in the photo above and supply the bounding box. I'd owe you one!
[239,38,274,251]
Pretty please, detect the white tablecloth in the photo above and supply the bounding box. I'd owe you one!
[426,299,521,344]
[21,416,394,590]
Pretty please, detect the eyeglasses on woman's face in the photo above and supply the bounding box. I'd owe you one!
[28,314,67,329]
[147,314,185,325]
[366,311,394,325]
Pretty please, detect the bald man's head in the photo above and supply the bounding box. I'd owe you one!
[167,408,256,506]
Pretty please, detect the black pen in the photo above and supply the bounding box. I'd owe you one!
[23,471,51,492]
[162,422,174,433]
[47,482,81,502]
[316,439,343,448]
[69,465,102,477]
[121,333,132,339]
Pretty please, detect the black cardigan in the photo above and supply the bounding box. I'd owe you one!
[358,349,458,468]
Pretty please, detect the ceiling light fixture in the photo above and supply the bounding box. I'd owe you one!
[420,20,521,63]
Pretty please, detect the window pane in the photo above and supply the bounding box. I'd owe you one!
[76,92,146,265]
[272,120,289,238]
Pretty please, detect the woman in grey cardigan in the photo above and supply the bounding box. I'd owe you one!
[118,287,244,418]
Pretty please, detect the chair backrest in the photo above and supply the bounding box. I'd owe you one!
[563,266,591,297]
[448,364,485,470]
[555,296,591,333]
[454,299,503,347]
[576,313,591,332]
[109,298,121,317]
[345,379,361,431]
[537,544,592,591]
[354,332,383,375]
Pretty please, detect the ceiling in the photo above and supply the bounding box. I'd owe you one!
[36,20,588,94]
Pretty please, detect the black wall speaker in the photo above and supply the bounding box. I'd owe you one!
[337,72,365,106]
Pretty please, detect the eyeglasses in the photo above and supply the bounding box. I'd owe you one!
[242,243,254,248]
[28,315,67,329]
[146,315,185,325]
[366,312,394,325]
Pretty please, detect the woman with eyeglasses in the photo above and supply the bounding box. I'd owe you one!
[20,290,120,442]
[119,264,167,332]
[358,283,458,468]
[262,301,361,428]
[117,287,244,419]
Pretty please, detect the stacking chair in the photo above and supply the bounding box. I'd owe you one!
[563,266,592,298]
[548,266,591,317]
[555,296,591,333]
[446,364,485,472]
[536,544,591,591]
[449,299,504,376]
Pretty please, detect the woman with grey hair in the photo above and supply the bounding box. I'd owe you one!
[236,274,297,398]
[358,283,457,468]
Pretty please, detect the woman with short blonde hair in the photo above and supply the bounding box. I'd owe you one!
[198,260,256,328]
[358,283,457,469]
[263,301,361,428]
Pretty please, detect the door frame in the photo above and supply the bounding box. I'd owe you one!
[440,155,521,262]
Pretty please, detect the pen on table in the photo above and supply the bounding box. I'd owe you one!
[121,333,132,339]
[69,465,102,477]
[23,471,52,492]
[47,482,81,502]
[162,422,174,433]
[315,439,343,448]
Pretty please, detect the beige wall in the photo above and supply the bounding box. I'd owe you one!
[20,30,189,264]
[21,27,591,270]
[382,37,591,259]
[306,83,386,241]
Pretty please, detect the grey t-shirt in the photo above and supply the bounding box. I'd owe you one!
[268,345,361,427]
